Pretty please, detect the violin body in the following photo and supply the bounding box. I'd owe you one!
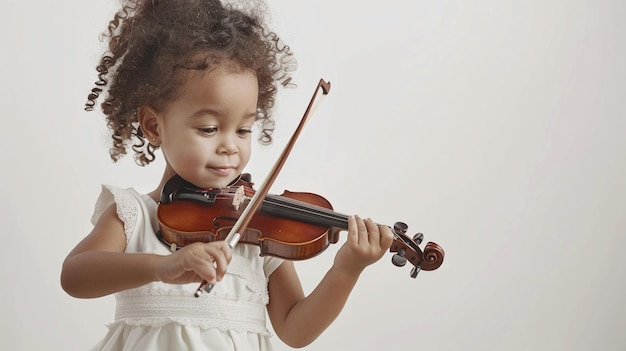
[157,174,444,276]
[158,175,340,260]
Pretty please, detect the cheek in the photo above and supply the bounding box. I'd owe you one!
[162,140,205,167]
[240,141,252,163]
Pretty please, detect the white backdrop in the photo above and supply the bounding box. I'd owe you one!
[2,1,625,350]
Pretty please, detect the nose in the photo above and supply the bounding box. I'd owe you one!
[217,135,238,155]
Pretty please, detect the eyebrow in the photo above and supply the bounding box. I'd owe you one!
[189,109,257,120]
[189,108,219,119]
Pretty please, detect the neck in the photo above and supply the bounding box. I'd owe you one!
[149,169,177,202]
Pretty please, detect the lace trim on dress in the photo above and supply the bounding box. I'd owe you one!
[105,317,270,336]
[114,287,270,335]
[91,185,139,245]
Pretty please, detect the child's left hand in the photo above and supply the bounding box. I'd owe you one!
[332,215,394,277]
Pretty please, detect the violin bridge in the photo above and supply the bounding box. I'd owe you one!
[232,185,246,211]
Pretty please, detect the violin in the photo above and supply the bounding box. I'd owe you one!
[156,79,444,296]
[157,173,445,276]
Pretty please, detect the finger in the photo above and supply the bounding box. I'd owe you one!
[355,215,368,245]
[379,225,394,250]
[210,243,232,281]
[189,250,219,284]
[364,218,381,248]
[207,240,234,277]
[346,215,358,246]
[218,241,233,263]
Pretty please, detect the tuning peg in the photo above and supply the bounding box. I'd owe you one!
[410,265,421,278]
[392,249,407,267]
[413,232,424,245]
[393,222,408,235]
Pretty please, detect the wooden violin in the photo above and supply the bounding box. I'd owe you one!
[157,173,444,278]
[155,78,443,296]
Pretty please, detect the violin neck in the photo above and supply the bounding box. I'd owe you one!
[261,194,349,230]
[260,194,418,252]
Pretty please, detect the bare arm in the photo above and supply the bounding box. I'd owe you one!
[267,216,393,348]
[61,204,232,298]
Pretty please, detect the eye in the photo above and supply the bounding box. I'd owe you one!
[199,127,218,135]
[237,128,253,137]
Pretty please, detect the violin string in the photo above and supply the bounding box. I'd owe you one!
[265,195,348,220]
[180,188,417,246]
[180,187,345,225]
[261,196,421,251]
[266,196,422,247]
[263,195,349,227]
[176,190,420,255]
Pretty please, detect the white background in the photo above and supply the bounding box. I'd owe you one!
[2,0,625,350]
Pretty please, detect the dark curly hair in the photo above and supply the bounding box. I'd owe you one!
[85,0,296,166]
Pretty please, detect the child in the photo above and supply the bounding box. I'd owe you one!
[61,1,393,350]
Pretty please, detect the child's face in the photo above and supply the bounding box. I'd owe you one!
[156,66,258,189]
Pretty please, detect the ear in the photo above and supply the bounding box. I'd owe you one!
[138,105,161,145]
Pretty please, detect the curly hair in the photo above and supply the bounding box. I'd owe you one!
[85,0,296,166]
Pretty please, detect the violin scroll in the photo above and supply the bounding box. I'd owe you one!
[389,221,444,278]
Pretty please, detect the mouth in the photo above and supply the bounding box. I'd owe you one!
[209,166,236,176]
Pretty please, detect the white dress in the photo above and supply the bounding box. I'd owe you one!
[89,185,283,351]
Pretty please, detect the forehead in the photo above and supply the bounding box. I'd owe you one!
[162,63,259,115]
[189,60,254,84]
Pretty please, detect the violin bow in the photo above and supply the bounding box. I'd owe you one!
[195,79,331,297]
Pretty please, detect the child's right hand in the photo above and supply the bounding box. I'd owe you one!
[155,241,233,285]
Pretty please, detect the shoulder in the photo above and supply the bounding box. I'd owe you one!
[91,185,143,222]
[90,185,147,245]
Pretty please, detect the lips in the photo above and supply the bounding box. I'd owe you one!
[209,166,236,176]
